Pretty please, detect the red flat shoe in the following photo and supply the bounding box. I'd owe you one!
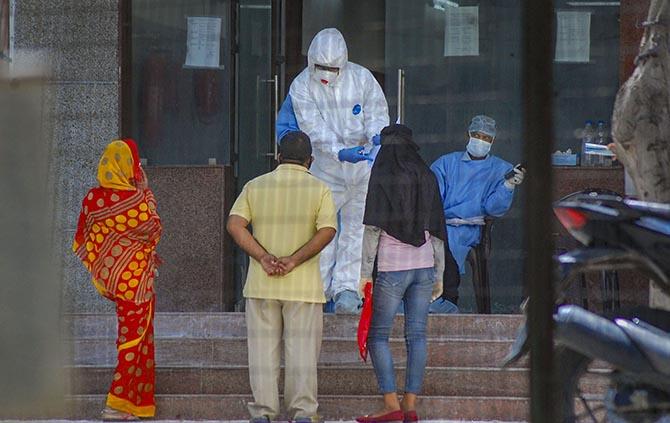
[355,410,404,423]
[404,410,419,422]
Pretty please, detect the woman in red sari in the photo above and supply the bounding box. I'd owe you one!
[73,139,162,420]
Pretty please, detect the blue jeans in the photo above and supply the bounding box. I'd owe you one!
[368,267,435,394]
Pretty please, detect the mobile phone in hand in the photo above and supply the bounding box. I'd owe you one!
[504,163,526,180]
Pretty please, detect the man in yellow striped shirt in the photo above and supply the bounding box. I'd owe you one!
[227,131,337,423]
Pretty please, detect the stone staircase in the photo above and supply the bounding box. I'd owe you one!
[62,313,605,421]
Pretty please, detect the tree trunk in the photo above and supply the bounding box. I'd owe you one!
[611,0,670,309]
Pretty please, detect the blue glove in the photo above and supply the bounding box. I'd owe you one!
[372,134,381,146]
[338,146,373,163]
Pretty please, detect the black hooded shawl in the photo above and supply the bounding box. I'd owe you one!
[363,124,446,247]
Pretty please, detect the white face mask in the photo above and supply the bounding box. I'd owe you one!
[466,137,492,157]
[311,68,338,85]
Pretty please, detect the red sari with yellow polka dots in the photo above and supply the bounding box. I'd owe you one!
[73,144,162,417]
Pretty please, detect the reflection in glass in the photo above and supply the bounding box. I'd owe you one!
[131,0,231,165]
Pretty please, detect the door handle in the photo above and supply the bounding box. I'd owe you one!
[397,68,405,124]
[261,75,279,159]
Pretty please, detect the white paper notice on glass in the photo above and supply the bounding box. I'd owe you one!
[444,6,479,57]
[185,16,222,69]
[555,11,591,63]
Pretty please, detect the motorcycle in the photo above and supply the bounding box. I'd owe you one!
[504,190,670,422]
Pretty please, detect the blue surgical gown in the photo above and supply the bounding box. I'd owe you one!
[276,94,300,142]
[431,152,515,274]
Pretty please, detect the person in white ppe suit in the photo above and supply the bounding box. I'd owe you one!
[276,28,389,313]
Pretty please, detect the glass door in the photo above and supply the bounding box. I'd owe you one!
[235,0,280,188]
[233,0,282,307]
[130,0,232,165]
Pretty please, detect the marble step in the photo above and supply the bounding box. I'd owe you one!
[64,313,525,340]
[65,394,532,421]
[69,365,609,398]
[68,337,525,368]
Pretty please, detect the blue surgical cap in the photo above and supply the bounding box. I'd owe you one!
[468,115,496,138]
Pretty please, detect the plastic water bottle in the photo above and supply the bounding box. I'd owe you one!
[595,121,607,144]
[595,120,611,166]
[581,120,595,167]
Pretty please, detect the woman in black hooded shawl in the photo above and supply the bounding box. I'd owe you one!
[356,124,446,423]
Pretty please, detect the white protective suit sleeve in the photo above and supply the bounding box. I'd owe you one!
[362,70,390,144]
[289,81,342,160]
[360,225,381,280]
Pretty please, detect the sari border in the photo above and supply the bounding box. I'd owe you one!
[106,393,155,417]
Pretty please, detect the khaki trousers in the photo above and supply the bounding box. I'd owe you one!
[246,298,323,420]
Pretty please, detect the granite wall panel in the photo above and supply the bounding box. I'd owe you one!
[145,166,234,312]
[13,0,121,313]
[14,4,118,81]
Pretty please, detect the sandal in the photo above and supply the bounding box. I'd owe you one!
[101,407,140,421]
[403,410,419,422]
[355,410,404,423]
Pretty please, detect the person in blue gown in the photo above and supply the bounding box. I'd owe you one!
[429,115,526,313]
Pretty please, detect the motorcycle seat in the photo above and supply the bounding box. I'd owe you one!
[625,199,670,220]
[616,318,670,376]
[554,306,656,373]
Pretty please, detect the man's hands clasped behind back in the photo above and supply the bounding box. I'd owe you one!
[259,253,300,277]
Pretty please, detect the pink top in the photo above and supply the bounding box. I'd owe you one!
[377,230,435,272]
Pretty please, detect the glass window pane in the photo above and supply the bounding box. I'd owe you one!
[553,3,620,153]
[131,0,231,165]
